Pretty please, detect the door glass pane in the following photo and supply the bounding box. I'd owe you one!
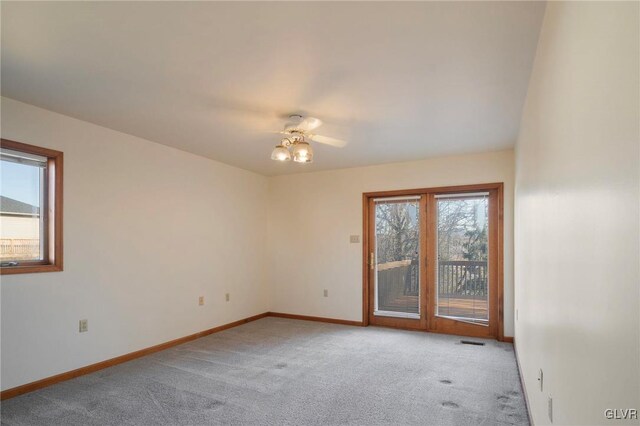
[436,194,489,324]
[0,151,46,262]
[374,197,420,318]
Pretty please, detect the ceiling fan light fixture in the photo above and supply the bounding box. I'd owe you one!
[271,144,291,161]
[270,115,341,164]
[292,141,313,163]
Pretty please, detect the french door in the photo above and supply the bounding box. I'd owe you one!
[364,184,503,340]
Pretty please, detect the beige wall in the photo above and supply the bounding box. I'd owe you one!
[0,97,270,390]
[514,2,639,425]
[268,150,515,336]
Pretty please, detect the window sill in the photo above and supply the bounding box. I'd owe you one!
[0,263,63,275]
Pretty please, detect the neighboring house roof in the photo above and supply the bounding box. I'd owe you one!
[0,196,40,216]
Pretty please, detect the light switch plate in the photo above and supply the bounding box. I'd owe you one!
[349,235,360,243]
[79,319,88,333]
[199,296,204,306]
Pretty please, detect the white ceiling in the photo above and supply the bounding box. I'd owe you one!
[1,2,545,176]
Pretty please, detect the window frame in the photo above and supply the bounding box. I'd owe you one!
[1,139,63,275]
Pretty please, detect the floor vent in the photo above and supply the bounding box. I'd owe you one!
[460,340,485,346]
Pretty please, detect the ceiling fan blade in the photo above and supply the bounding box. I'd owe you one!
[297,116,323,132]
[283,116,323,133]
[309,134,348,148]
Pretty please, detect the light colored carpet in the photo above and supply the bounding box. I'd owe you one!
[0,317,529,425]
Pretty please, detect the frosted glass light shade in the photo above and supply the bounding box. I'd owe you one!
[271,145,291,161]
[292,141,313,163]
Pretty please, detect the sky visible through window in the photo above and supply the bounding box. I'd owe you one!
[1,161,41,207]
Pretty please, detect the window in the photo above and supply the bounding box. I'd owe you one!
[1,139,63,274]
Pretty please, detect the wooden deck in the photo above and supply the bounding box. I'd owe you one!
[437,296,488,319]
[380,295,488,319]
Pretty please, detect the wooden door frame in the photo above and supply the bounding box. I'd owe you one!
[362,182,506,341]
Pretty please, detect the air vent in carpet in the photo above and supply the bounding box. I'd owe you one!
[460,340,485,346]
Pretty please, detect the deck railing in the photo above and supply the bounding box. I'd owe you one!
[0,239,40,260]
[377,260,488,296]
[376,259,487,316]
[438,260,487,297]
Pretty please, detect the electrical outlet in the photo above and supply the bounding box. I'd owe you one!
[198,296,204,306]
[323,289,329,297]
[548,396,553,423]
[225,293,230,302]
[349,235,360,243]
[538,369,544,391]
[79,319,88,333]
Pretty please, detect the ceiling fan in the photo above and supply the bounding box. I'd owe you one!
[270,115,347,163]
